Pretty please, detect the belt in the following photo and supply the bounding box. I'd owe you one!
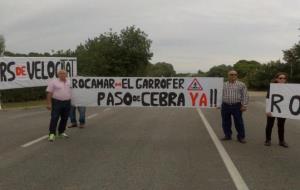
[52,98,71,103]
[222,102,241,106]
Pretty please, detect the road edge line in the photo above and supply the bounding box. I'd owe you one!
[196,108,249,190]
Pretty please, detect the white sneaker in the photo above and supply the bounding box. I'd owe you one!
[57,133,69,138]
[48,134,55,142]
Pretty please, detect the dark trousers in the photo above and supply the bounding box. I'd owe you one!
[221,103,245,139]
[265,116,286,142]
[49,98,71,135]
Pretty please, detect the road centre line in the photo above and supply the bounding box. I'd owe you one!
[21,135,48,148]
[21,112,100,148]
[103,108,111,112]
[196,108,249,190]
[87,113,98,119]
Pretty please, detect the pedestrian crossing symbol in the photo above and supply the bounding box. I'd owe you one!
[187,78,203,91]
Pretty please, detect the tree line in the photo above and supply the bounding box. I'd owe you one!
[0,26,299,103]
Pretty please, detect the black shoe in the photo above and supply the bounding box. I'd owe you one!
[238,138,246,144]
[279,141,289,148]
[221,137,232,141]
[264,141,271,146]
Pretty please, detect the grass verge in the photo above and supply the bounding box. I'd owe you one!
[2,100,46,109]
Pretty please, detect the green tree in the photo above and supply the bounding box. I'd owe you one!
[3,51,27,57]
[28,52,43,56]
[233,60,262,86]
[206,64,233,78]
[76,26,153,77]
[249,60,284,89]
[51,49,75,57]
[119,26,153,76]
[0,35,5,56]
[146,62,176,77]
[233,60,261,79]
[283,42,300,82]
[192,69,205,77]
[176,73,193,77]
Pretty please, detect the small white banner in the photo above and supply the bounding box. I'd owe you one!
[267,83,300,119]
[71,77,223,108]
[0,57,77,90]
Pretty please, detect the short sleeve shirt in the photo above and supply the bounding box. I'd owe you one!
[46,79,71,101]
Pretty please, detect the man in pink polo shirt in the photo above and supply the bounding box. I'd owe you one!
[46,69,71,142]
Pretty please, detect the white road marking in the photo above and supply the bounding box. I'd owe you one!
[21,135,48,148]
[87,113,98,119]
[103,108,111,112]
[21,112,100,148]
[196,108,249,190]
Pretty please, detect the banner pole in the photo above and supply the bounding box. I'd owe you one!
[0,53,2,110]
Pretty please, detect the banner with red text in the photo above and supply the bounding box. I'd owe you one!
[0,57,77,90]
[71,77,223,108]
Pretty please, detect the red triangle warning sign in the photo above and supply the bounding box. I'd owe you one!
[188,78,203,91]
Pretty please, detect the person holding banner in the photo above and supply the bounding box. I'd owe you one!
[221,70,249,143]
[68,106,86,128]
[46,70,71,142]
[265,72,289,148]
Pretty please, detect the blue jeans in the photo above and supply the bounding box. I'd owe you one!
[49,99,71,134]
[221,103,245,139]
[70,106,86,125]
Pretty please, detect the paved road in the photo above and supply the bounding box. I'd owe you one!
[0,96,299,190]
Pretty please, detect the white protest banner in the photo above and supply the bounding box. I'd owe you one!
[0,57,77,90]
[267,83,300,119]
[71,77,223,108]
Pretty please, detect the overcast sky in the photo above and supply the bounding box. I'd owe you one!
[0,0,299,72]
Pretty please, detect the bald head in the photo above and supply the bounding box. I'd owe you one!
[58,70,67,82]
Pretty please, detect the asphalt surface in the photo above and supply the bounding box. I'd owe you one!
[0,96,299,190]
